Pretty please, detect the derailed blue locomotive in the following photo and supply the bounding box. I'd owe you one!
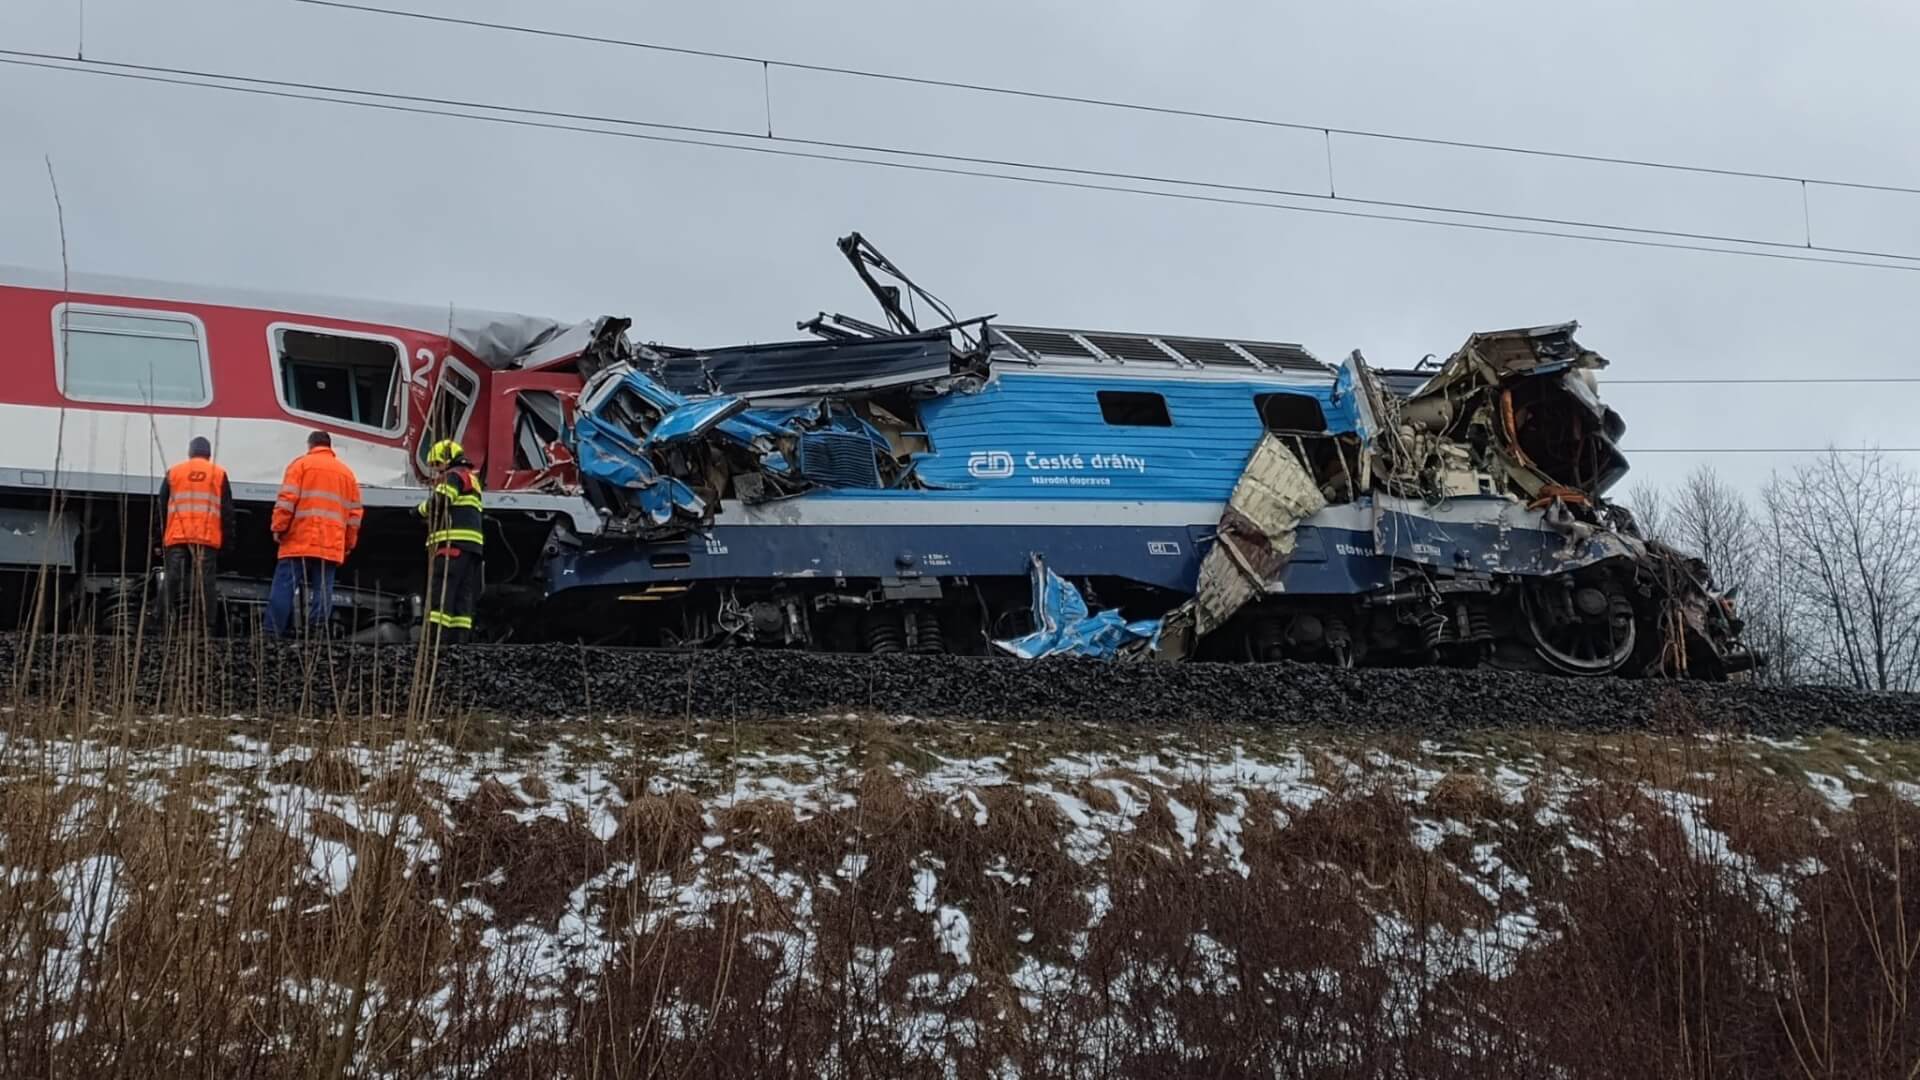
[530,236,1754,678]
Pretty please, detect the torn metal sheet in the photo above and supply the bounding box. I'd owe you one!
[994,555,1162,660]
[1333,329,1754,676]
[571,410,710,528]
[650,396,753,444]
[1389,322,1629,501]
[450,314,617,372]
[570,361,907,535]
[1152,435,1329,659]
[1193,435,1330,637]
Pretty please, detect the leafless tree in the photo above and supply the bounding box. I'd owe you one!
[1628,466,1800,683]
[1625,482,1669,544]
[1762,449,1920,692]
[1670,468,1762,584]
[1749,483,1809,686]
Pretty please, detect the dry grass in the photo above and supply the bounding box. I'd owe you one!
[1,632,1918,1078]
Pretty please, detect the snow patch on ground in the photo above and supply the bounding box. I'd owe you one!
[0,717,1908,1071]
[1804,772,1855,811]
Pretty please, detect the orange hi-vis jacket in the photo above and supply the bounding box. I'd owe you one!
[161,456,232,549]
[271,447,363,564]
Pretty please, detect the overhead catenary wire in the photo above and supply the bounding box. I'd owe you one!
[3,47,1917,436]
[300,2,1920,266]
[294,0,1920,200]
[19,24,1915,266]
[243,10,1920,466]
[4,48,1885,262]
[7,50,1920,281]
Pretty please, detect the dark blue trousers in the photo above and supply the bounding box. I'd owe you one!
[265,557,336,638]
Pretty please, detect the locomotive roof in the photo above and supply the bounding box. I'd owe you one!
[988,324,1332,380]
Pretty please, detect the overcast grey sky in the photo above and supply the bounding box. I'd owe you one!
[4,0,1919,496]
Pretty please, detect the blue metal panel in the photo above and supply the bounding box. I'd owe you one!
[544,518,1395,598]
[1276,526,1394,594]
[551,522,1206,593]
[902,373,1356,503]
[1371,502,1636,576]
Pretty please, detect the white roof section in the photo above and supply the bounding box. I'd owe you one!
[0,262,599,371]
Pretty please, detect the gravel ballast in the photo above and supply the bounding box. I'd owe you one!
[3,635,1916,736]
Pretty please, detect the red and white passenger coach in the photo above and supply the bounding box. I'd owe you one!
[0,264,597,636]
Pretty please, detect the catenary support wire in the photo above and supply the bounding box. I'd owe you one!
[293,0,1920,199]
[6,49,1920,277]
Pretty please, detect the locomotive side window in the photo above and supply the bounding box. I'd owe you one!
[271,326,405,435]
[1254,392,1328,433]
[53,305,211,407]
[1097,390,1172,427]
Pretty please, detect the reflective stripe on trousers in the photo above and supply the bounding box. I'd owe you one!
[426,529,485,547]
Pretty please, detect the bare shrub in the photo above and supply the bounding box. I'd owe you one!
[2,633,1918,1080]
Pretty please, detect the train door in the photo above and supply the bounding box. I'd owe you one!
[416,357,483,479]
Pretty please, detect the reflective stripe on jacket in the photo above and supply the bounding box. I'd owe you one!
[271,447,363,563]
[161,457,231,548]
[416,465,484,549]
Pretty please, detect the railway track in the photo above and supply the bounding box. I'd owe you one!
[3,635,1915,737]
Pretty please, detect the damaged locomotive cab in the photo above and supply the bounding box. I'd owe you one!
[571,355,923,539]
[1397,322,1629,500]
[1349,322,1758,678]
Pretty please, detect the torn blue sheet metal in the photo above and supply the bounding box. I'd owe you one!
[650,396,751,444]
[578,365,898,468]
[572,411,709,526]
[571,363,911,532]
[993,555,1162,659]
[599,369,782,450]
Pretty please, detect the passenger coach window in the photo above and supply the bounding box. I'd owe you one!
[1097,390,1172,427]
[417,361,480,474]
[54,306,210,406]
[273,327,404,433]
[1254,392,1328,433]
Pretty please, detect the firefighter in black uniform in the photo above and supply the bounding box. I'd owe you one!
[417,439,484,645]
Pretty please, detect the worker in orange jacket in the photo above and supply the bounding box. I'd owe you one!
[158,435,234,635]
[266,430,363,638]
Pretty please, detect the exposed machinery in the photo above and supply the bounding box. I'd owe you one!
[0,236,1756,677]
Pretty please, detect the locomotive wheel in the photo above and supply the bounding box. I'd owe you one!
[1520,579,1637,676]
